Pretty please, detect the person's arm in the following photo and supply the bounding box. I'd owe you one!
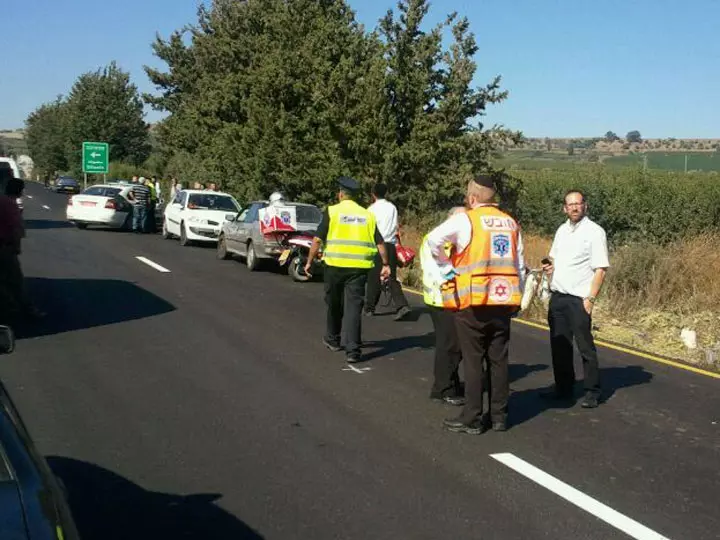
[304,210,330,275]
[374,227,391,280]
[426,213,467,276]
[584,228,610,314]
[542,230,560,274]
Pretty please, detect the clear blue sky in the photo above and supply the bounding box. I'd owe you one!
[3,0,718,138]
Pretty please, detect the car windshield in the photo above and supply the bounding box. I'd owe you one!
[59,178,78,185]
[293,204,322,223]
[187,194,238,212]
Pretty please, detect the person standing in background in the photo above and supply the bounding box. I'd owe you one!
[128,177,151,233]
[153,176,162,204]
[169,178,179,201]
[541,190,609,409]
[364,183,411,321]
[422,206,467,407]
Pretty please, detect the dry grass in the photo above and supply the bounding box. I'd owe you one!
[399,225,720,368]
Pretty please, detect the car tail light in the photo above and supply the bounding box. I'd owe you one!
[105,199,117,210]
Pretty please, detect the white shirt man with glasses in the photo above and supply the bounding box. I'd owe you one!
[542,190,609,409]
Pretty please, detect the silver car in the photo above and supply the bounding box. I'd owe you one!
[218,200,322,271]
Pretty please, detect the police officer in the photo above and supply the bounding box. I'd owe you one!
[427,175,525,434]
[305,177,390,363]
[421,207,466,406]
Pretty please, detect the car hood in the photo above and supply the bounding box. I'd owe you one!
[185,209,235,225]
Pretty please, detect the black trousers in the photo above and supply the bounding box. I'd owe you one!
[455,306,512,424]
[324,266,368,357]
[429,306,463,398]
[365,243,408,312]
[548,292,601,397]
[0,245,27,323]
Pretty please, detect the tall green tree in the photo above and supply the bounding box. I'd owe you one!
[25,97,69,175]
[64,62,150,174]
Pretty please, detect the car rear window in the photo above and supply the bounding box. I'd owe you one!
[187,194,239,212]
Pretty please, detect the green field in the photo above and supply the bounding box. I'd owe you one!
[495,150,720,173]
[603,152,720,172]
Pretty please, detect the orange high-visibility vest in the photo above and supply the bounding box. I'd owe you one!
[441,206,522,310]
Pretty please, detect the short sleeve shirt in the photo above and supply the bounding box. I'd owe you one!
[549,217,610,298]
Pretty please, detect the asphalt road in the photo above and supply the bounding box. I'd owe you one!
[2,182,719,539]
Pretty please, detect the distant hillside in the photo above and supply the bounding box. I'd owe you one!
[517,137,720,154]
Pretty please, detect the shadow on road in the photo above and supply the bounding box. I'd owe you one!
[48,457,264,540]
[23,219,75,230]
[509,362,548,383]
[361,331,435,361]
[14,278,176,339]
[509,365,653,428]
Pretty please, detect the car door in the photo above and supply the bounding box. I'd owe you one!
[166,191,186,235]
[236,203,261,255]
[226,207,248,253]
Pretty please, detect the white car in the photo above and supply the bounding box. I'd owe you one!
[163,190,241,246]
[66,184,135,229]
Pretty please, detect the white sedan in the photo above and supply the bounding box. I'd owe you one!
[66,184,134,229]
[162,190,241,246]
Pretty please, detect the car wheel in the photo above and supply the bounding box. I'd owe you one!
[246,241,260,271]
[179,222,192,246]
[217,235,231,260]
[76,222,88,230]
[162,219,172,239]
[290,255,311,282]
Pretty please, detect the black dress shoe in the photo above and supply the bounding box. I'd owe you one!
[394,306,411,321]
[443,417,485,435]
[431,396,466,407]
[322,338,342,352]
[346,353,362,364]
[581,394,599,409]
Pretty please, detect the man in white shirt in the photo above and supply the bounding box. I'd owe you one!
[542,190,609,409]
[365,183,411,321]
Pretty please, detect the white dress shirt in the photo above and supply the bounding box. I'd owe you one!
[426,206,526,290]
[368,198,398,244]
[549,217,609,298]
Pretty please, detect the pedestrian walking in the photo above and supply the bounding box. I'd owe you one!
[128,177,151,233]
[427,175,525,434]
[421,206,466,406]
[364,183,412,321]
[541,190,609,408]
[305,177,390,363]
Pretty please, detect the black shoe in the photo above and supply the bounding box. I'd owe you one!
[540,387,574,400]
[431,395,466,407]
[393,306,411,321]
[346,354,361,364]
[443,417,486,435]
[581,394,599,409]
[322,338,342,352]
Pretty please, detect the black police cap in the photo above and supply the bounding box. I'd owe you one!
[337,176,360,192]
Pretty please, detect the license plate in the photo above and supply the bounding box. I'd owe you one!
[80,201,96,207]
[278,249,291,265]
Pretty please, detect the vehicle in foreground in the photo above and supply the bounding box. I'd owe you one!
[217,200,323,278]
[66,184,164,230]
[52,177,80,194]
[163,190,241,245]
[0,326,81,539]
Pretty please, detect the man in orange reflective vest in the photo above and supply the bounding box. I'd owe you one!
[427,175,525,434]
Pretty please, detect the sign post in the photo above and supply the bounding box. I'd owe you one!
[82,141,109,189]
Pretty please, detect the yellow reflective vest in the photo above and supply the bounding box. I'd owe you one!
[420,234,452,307]
[324,199,377,269]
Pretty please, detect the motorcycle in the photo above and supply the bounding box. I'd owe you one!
[277,230,323,282]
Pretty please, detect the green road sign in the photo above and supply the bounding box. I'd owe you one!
[82,142,109,174]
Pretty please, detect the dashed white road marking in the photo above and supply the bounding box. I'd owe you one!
[490,453,671,540]
[135,256,171,273]
[42,205,50,210]
[342,365,372,374]
[26,195,33,199]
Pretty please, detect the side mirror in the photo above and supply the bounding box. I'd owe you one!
[225,214,236,222]
[0,326,15,355]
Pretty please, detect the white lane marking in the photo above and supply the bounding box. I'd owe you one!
[42,205,50,210]
[135,256,171,273]
[490,453,671,540]
[27,195,33,199]
[342,365,371,374]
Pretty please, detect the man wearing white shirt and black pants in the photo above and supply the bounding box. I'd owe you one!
[365,183,411,321]
[542,190,609,409]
